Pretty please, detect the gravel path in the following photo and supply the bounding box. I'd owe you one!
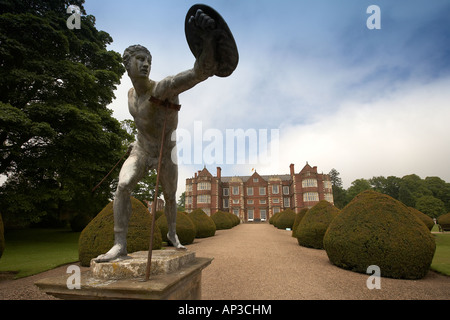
[1,223,449,300]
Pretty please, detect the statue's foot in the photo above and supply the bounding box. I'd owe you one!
[167,233,187,250]
[94,244,128,263]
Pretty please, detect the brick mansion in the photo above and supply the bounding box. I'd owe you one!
[185,163,334,222]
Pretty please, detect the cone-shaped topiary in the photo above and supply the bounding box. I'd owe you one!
[274,208,296,230]
[408,207,434,231]
[323,190,436,280]
[188,209,216,238]
[211,211,234,230]
[156,212,196,245]
[438,212,450,230]
[269,211,282,226]
[292,208,308,238]
[0,213,4,260]
[296,200,340,249]
[227,212,240,226]
[78,197,162,267]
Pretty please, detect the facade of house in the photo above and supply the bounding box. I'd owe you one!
[185,163,334,222]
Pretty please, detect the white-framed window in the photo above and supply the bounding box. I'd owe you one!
[324,181,332,189]
[247,187,253,196]
[273,207,280,214]
[223,198,229,208]
[283,186,290,195]
[253,178,259,182]
[232,186,239,195]
[303,192,319,202]
[302,179,318,188]
[233,208,239,216]
[223,188,229,196]
[283,197,290,208]
[272,198,280,204]
[186,196,192,204]
[248,199,254,204]
[272,185,279,194]
[260,199,266,204]
[260,209,267,221]
[203,208,211,216]
[324,193,334,203]
[197,195,211,204]
[248,209,254,221]
[259,187,266,195]
[186,184,193,192]
[198,182,211,190]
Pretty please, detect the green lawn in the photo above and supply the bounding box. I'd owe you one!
[431,232,450,276]
[0,228,80,279]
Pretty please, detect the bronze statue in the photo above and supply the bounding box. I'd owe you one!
[95,5,238,263]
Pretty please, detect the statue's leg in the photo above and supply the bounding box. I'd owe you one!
[95,148,149,262]
[159,153,186,250]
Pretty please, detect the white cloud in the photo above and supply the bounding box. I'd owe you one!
[274,76,450,188]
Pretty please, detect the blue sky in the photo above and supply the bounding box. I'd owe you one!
[82,0,450,196]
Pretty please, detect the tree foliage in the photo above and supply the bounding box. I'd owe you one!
[0,0,129,227]
[329,169,450,219]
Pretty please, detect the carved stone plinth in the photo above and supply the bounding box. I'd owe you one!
[35,250,212,300]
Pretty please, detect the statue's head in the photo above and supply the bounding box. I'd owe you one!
[123,45,152,79]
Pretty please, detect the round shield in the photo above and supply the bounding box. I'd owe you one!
[185,4,239,77]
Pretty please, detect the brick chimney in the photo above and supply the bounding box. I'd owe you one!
[290,164,295,176]
[217,167,222,179]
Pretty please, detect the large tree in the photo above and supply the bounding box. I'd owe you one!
[0,0,129,227]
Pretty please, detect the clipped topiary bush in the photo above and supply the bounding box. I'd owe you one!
[0,213,4,260]
[274,208,296,230]
[211,211,234,230]
[188,209,216,238]
[408,207,434,231]
[269,211,282,225]
[438,212,450,230]
[296,200,340,249]
[78,197,162,267]
[323,190,436,280]
[227,212,240,226]
[292,208,308,238]
[156,212,196,245]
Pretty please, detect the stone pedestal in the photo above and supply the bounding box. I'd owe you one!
[35,249,212,300]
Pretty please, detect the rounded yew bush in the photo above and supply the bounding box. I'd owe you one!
[408,207,434,231]
[438,212,450,230]
[296,200,340,249]
[188,209,216,238]
[269,211,282,226]
[211,211,234,230]
[323,190,436,280]
[274,208,296,230]
[78,197,162,267]
[156,212,196,245]
[292,208,308,238]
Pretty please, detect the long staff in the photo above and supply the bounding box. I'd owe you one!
[145,97,180,281]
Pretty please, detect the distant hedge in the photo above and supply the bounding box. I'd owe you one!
[292,208,308,238]
[78,197,162,267]
[211,211,234,230]
[323,190,436,280]
[156,212,196,245]
[269,211,282,225]
[188,209,216,238]
[274,209,296,230]
[295,201,340,249]
[408,207,434,231]
[438,212,450,230]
